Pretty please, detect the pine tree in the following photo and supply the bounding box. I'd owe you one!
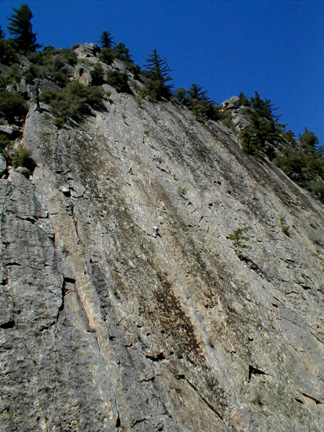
[142,49,173,100]
[144,49,172,84]
[250,91,280,123]
[187,83,209,103]
[174,87,187,103]
[299,128,320,154]
[99,31,115,49]
[114,42,132,62]
[186,84,218,121]
[0,26,5,40]
[238,92,250,107]
[7,3,40,53]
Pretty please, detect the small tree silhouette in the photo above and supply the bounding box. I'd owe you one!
[141,49,173,100]
[99,31,115,49]
[228,227,251,253]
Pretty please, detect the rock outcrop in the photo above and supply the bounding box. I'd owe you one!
[1,46,324,431]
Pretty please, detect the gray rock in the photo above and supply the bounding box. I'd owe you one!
[14,166,30,177]
[1,78,324,432]
[232,111,251,130]
[74,64,92,85]
[0,124,20,136]
[16,53,30,68]
[0,154,6,176]
[222,95,240,108]
[69,180,85,198]
[39,78,62,94]
[16,77,28,95]
[61,184,70,195]
[74,43,100,63]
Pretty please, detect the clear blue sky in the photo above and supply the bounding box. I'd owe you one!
[1,0,323,142]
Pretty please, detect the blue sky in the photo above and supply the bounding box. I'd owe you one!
[1,0,323,142]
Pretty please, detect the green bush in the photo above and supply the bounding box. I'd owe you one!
[12,148,36,171]
[309,179,324,201]
[0,64,23,90]
[274,138,324,202]
[114,42,132,62]
[125,62,141,79]
[228,227,251,252]
[0,90,27,123]
[240,125,262,156]
[41,81,105,127]
[26,50,43,65]
[0,39,17,65]
[5,64,22,86]
[52,70,70,86]
[84,85,105,106]
[220,111,235,130]
[174,87,187,103]
[53,48,77,67]
[23,63,42,84]
[25,47,78,86]
[90,63,105,86]
[99,47,115,65]
[237,93,282,159]
[0,134,11,152]
[174,84,220,121]
[299,128,320,154]
[106,70,131,93]
[140,78,166,101]
[191,99,220,122]
[53,117,65,128]
[240,109,279,158]
[51,50,77,85]
[0,72,6,91]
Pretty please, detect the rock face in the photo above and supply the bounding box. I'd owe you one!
[1,58,324,432]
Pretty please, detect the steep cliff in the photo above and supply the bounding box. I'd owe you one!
[1,44,324,431]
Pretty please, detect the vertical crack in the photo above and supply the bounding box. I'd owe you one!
[115,397,122,429]
[56,276,75,323]
[68,199,84,247]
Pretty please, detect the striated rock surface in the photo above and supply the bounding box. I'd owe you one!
[1,53,324,432]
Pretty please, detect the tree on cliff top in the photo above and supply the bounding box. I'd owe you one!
[7,4,41,53]
[141,49,173,101]
[99,31,115,49]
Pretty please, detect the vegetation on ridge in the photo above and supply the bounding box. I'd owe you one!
[0,3,323,202]
[238,91,280,158]
[274,128,324,201]
[232,92,324,201]
[41,81,105,127]
[174,83,221,121]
